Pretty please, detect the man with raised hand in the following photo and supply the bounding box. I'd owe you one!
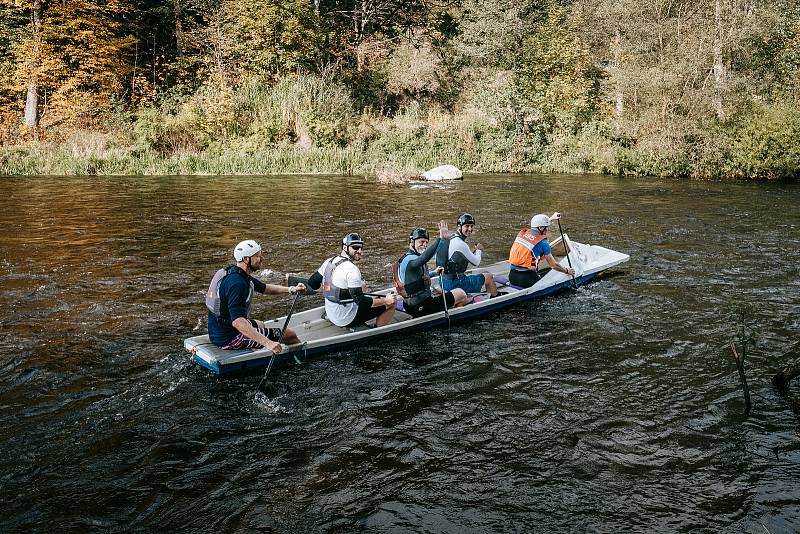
[438,213,498,297]
[394,221,468,317]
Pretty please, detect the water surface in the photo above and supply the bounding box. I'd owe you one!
[1,174,799,532]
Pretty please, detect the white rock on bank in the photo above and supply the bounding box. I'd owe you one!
[420,164,463,181]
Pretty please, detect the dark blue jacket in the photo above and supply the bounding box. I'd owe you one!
[208,266,266,346]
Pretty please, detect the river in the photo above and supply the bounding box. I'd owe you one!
[1,174,799,532]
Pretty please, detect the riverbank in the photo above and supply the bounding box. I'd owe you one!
[3,114,798,179]
[2,79,799,179]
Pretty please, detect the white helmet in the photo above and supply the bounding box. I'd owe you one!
[233,240,262,262]
[530,214,551,228]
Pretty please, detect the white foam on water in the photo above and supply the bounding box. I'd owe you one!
[253,391,289,414]
[255,269,274,279]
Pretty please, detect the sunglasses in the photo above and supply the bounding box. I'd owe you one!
[349,245,363,251]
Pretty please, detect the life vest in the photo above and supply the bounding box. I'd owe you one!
[323,256,355,304]
[206,265,254,318]
[391,259,408,298]
[509,229,546,270]
[443,234,469,278]
[393,251,431,300]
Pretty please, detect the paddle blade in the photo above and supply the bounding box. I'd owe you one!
[287,275,317,295]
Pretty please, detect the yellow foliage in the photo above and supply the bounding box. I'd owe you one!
[7,0,134,132]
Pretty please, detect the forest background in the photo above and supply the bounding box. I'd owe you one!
[1,0,799,179]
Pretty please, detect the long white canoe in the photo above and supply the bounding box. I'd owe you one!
[185,235,629,375]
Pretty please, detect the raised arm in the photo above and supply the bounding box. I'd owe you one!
[407,237,441,268]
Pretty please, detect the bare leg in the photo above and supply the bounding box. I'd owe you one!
[254,319,300,344]
[376,306,396,327]
[450,288,468,307]
[483,273,497,297]
[282,328,300,345]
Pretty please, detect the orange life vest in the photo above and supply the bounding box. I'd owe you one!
[508,229,546,270]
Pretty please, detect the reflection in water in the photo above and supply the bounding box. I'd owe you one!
[0,175,799,531]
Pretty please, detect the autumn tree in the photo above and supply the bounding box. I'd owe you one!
[0,3,27,115]
[3,0,134,133]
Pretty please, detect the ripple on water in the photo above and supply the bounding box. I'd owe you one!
[0,175,799,531]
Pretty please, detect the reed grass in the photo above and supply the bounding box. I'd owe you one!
[1,78,798,179]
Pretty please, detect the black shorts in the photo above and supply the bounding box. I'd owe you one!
[509,269,540,288]
[346,298,387,327]
[403,292,456,318]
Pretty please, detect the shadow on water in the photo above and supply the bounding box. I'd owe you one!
[0,174,799,531]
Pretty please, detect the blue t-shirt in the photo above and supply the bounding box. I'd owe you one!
[510,230,551,271]
[208,266,266,346]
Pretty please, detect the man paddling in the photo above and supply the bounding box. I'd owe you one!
[307,233,397,328]
[438,213,498,297]
[507,213,576,288]
[206,240,305,353]
[393,222,468,317]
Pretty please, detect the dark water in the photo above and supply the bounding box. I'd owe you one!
[1,174,799,532]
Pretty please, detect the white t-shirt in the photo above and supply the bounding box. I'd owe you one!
[317,256,363,326]
[448,235,482,266]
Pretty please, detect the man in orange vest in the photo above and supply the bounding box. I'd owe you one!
[507,213,576,288]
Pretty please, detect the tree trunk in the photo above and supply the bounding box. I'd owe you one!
[612,28,624,130]
[355,0,368,71]
[712,0,726,120]
[175,0,184,57]
[24,0,43,131]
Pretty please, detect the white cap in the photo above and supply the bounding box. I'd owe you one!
[234,240,261,262]
[530,214,551,228]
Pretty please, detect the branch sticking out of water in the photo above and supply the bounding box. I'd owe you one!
[730,341,752,419]
[729,303,757,419]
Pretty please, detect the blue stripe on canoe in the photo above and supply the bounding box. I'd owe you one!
[195,273,596,376]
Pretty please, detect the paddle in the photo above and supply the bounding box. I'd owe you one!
[435,221,452,335]
[555,217,578,289]
[439,276,451,334]
[287,275,385,299]
[257,291,302,391]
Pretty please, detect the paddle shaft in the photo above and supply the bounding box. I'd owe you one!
[439,277,451,332]
[556,219,578,289]
[290,290,388,298]
[259,292,302,386]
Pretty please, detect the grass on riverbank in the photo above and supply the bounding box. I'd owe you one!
[2,77,799,179]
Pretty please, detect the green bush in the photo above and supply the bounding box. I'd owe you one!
[132,105,208,156]
[728,104,800,180]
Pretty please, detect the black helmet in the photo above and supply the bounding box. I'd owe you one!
[409,228,429,241]
[457,213,476,226]
[342,232,364,247]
